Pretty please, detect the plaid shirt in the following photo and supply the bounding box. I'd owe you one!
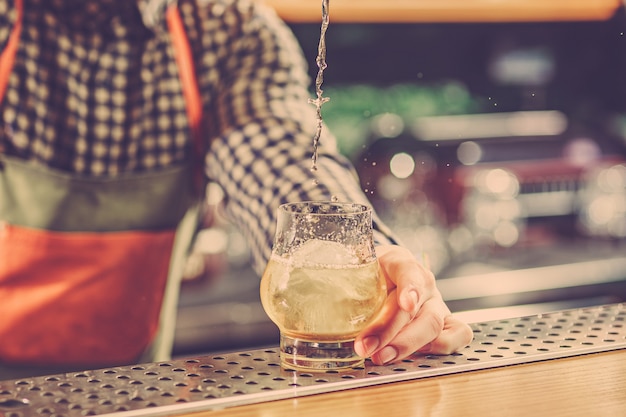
[0,0,395,273]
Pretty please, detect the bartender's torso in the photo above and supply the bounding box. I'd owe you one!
[0,0,210,367]
[0,0,220,177]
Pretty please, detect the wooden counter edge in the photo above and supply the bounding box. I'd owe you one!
[261,0,622,23]
[195,349,626,417]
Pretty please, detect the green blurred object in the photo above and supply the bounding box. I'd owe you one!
[319,82,482,158]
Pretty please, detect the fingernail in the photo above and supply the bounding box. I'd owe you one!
[362,336,380,356]
[409,290,418,309]
[378,346,397,364]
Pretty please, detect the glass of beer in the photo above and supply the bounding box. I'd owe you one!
[260,201,387,370]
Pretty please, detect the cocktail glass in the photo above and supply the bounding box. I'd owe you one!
[260,201,387,370]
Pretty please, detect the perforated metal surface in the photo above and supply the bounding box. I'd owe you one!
[1,303,625,417]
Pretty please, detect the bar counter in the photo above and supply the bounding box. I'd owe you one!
[1,304,625,417]
[203,349,626,417]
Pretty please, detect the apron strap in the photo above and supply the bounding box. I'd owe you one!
[0,0,22,106]
[166,6,206,193]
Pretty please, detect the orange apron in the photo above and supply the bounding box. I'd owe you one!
[0,0,205,367]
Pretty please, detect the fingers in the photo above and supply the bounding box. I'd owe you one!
[418,315,475,355]
[354,288,408,358]
[365,296,451,365]
[376,245,436,316]
[358,302,473,365]
[355,245,474,364]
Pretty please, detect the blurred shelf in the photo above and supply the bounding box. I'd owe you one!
[262,0,621,23]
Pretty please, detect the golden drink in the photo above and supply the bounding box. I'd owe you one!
[260,254,386,341]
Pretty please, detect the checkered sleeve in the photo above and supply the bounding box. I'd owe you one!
[0,1,14,45]
[198,1,397,274]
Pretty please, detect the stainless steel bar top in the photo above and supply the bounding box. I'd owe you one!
[1,303,625,417]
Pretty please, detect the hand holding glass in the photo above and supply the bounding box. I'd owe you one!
[260,201,387,370]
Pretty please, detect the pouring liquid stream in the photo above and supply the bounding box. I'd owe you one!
[308,0,340,205]
[308,0,330,185]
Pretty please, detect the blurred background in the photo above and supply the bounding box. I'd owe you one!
[172,0,626,358]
